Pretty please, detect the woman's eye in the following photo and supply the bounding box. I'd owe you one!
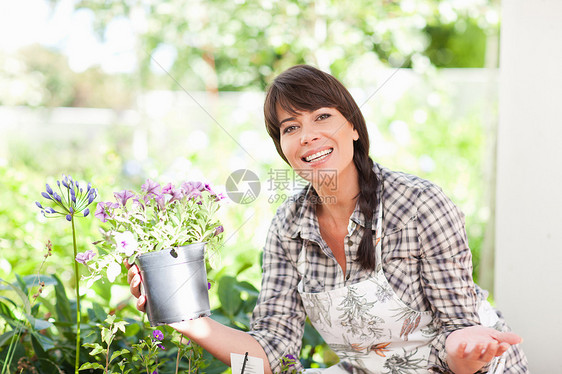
[282,125,297,134]
[317,113,331,121]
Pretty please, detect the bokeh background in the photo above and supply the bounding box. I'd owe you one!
[0,0,512,372]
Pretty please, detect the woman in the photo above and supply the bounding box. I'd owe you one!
[127,65,528,373]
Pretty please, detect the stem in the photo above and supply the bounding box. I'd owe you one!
[175,347,180,374]
[72,217,81,374]
[105,342,110,374]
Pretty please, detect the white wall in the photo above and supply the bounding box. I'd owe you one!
[496,0,562,371]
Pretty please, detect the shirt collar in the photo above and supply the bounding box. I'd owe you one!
[286,162,385,239]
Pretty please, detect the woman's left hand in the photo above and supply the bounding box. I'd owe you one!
[445,325,522,374]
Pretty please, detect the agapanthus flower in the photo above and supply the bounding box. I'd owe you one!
[76,250,96,264]
[114,231,138,256]
[37,175,97,222]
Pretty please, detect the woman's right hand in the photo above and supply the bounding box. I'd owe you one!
[125,260,146,312]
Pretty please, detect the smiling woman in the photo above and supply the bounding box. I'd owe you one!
[127,64,529,374]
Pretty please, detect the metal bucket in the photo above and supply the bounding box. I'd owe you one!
[137,243,210,326]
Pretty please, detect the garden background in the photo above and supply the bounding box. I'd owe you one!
[0,0,527,372]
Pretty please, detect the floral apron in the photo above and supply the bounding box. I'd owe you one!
[297,201,505,374]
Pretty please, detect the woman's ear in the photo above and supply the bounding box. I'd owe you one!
[353,129,359,141]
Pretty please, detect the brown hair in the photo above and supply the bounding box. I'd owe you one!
[264,65,379,271]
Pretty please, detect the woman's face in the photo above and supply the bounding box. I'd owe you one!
[278,106,359,184]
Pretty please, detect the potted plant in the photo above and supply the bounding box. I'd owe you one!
[80,179,225,326]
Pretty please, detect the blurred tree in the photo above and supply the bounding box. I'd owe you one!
[74,0,499,92]
[0,44,134,108]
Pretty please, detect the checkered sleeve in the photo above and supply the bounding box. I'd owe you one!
[247,210,307,373]
[415,185,481,372]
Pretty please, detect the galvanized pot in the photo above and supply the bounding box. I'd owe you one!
[136,242,210,326]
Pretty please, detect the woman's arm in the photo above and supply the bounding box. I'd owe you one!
[415,185,521,373]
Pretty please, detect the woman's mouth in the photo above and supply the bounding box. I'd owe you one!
[302,148,333,163]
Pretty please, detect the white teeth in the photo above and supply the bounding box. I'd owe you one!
[305,148,333,162]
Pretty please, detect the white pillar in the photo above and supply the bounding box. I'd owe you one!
[496,1,562,371]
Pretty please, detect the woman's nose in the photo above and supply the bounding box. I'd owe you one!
[300,124,319,145]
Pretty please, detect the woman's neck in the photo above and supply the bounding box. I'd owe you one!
[313,165,360,223]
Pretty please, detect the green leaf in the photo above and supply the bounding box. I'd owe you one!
[105,314,116,325]
[21,274,58,287]
[114,320,128,333]
[25,313,53,330]
[87,343,105,356]
[30,332,48,359]
[217,275,242,318]
[101,326,113,345]
[92,279,112,303]
[0,277,31,315]
[79,362,105,370]
[0,330,16,347]
[90,302,108,322]
[53,274,72,323]
[110,348,129,362]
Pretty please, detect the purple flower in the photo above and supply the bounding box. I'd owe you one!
[157,343,166,350]
[76,250,96,264]
[95,202,111,222]
[66,214,72,221]
[214,225,224,236]
[207,282,212,290]
[180,181,204,200]
[114,190,135,206]
[35,201,43,209]
[283,354,297,367]
[45,184,53,195]
[162,183,183,202]
[84,208,90,217]
[53,192,62,202]
[41,192,52,200]
[141,179,161,196]
[153,330,164,340]
[155,194,167,210]
[46,207,57,214]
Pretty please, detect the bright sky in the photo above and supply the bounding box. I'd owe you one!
[0,0,138,73]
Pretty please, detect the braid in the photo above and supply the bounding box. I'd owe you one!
[355,153,378,271]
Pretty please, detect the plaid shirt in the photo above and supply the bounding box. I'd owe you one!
[249,162,528,373]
